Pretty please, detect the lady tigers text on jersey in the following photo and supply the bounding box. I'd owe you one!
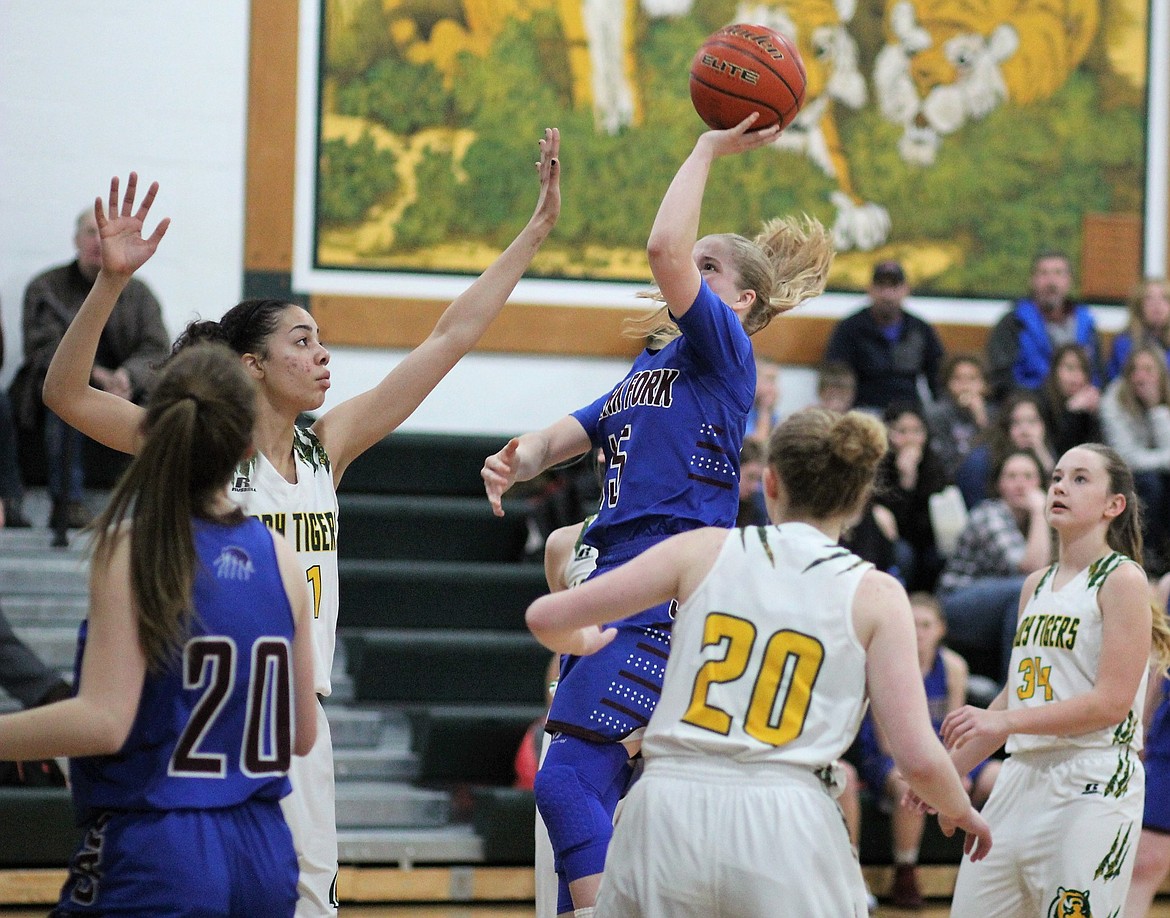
[245,509,337,553]
[1012,613,1080,651]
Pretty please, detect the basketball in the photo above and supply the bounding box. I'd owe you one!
[688,23,806,132]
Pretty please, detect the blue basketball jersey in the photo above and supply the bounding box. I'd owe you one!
[69,517,297,818]
[571,280,755,556]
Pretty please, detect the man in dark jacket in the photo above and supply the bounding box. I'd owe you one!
[985,251,1103,402]
[16,208,169,528]
[824,260,944,412]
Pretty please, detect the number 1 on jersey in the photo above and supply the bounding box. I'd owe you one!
[306,565,322,619]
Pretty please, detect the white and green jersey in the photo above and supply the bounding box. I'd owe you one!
[230,426,339,697]
[564,514,599,590]
[1006,552,1147,755]
[643,522,871,768]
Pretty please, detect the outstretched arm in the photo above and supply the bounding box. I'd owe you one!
[314,129,563,482]
[646,115,780,317]
[42,173,169,455]
[0,532,145,760]
[526,528,726,655]
[482,416,591,518]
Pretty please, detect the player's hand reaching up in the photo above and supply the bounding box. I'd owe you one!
[696,113,782,160]
[95,172,170,280]
[529,127,561,233]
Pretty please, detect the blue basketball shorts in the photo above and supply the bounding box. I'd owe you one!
[51,798,297,917]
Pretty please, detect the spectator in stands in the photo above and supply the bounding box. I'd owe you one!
[1107,277,1170,383]
[0,599,71,710]
[938,449,1052,684]
[0,299,31,527]
[875,402,949,592]
[737,436,769,527]
[986,251,1103,402]
[746,356,782,440]
[1099,345,1170,575]
[1037,343,1101,456]
[814,359,857,413]
[955,390,1055,509]
[17,206,170,529]
[824,260,944,412]
[852,593,1001,909]
[927,353,993,481]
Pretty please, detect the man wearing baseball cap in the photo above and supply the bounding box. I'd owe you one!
[823,260,945,412]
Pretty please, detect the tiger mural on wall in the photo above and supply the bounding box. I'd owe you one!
[872,0,1100,166]
[380,0,694,135]
[735,0,890,250]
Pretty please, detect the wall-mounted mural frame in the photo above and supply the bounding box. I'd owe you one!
[245,0,1170,364]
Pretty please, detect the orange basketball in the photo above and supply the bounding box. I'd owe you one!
[688,23,806,132]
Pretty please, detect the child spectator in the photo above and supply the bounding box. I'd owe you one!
[1108,278,1170,383]
[1038,343,1101,456]
[955,390,1055,509]
[927,354,993,481]
[851,593,1001,909]
[814,359,858,413]
[737,436,770,527]
[746,357,782,441]
[876,402,949,592]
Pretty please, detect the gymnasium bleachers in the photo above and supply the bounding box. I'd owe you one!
[331,431,552,869]
[0,431,981,904]
[0,432,556,898]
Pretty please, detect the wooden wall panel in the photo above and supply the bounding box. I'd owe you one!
[245,0,299,272]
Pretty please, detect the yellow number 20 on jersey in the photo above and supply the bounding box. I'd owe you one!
[682,611,825,747]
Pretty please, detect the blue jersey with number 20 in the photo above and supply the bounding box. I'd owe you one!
[70,517,296,817]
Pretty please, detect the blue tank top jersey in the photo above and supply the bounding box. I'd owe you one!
[922,649,948,731]
[70,517,296,818]
[571,279,755,558]
[1148,677,1170,759]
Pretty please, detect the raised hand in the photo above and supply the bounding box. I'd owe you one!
[530,127,561,232]
[696,112,783,159]
[95,172,170,280]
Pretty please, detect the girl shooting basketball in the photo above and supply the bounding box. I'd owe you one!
[482,114,833,916]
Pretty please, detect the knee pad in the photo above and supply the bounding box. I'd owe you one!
[534,764,613,867]
[534,736,631,885]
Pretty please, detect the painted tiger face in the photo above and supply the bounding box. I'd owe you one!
[873,0,1099,167]
[1047,887,1092,918]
